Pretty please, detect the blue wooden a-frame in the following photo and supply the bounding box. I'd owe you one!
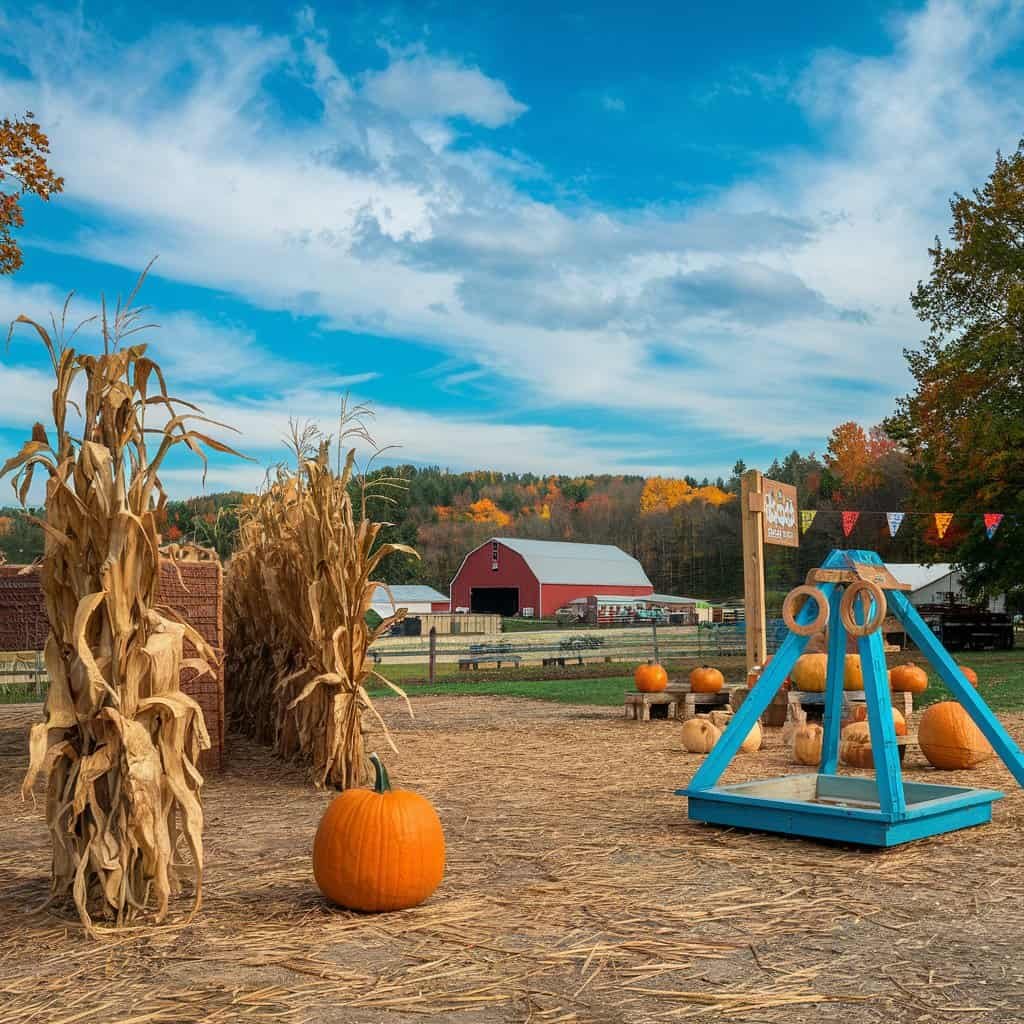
[679,549,1024,846]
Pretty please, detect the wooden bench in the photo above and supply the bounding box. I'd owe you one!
[624,691,679,721]
[458,643,522,671]
[544,636,606,667]
[787,689,914,722]
[666,684,734,722]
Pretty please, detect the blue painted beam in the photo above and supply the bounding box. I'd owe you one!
[858,619,907,817]
[889,590,1024,787]
[819,587,847,775]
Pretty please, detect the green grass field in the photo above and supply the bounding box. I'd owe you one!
[6,648,1023,711]
[369,649,1024,710]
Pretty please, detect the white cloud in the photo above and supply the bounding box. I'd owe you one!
[1,0,1022,467]
[359,49,528,128]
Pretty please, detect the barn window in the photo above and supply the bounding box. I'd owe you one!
[491,541,499,570]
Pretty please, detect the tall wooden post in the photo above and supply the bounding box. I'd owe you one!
[741,469,768,672]
[428,627,437,686]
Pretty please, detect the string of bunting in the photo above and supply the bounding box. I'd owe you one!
[799,510,1011,539]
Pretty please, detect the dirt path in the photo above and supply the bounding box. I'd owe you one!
[3,698,1024,1022]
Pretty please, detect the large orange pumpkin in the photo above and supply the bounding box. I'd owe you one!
[635,661,669,692]
[689,665,724,693]
[889,664,928,693]
[850,704,907,736]
[313,754,446,912]
[918,702,993,770]
[959,665,979,687]
[792,653,828,692]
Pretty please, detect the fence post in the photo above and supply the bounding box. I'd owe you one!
[428,627,437,686]
[651,620,660,664]
[35,649,44,698]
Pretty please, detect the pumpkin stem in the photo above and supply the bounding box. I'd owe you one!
[370,752,392,793]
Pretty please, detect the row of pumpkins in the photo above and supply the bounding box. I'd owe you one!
[633,656,959,696]
[640,657,994,772]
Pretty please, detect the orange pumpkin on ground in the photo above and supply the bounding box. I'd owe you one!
[918,702,993,770]
[313,754,446,912]
[792,722,824,766]
[634,661,669,692]
[689,665,724,693]
[889,663,928,693]
[839,722,875,769]
[738,719,763,753]
[850,704,908,736]
[681,717,720,753]
[959,665,979,687]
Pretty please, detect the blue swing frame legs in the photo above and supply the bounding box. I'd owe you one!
[679,549,1018,848]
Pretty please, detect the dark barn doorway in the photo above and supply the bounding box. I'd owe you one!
[471,587,519,616]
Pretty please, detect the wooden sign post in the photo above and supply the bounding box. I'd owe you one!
[740,470,799,671]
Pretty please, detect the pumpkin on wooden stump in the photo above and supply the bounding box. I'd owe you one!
[850,704,907,736]
[918,702,993,770]
[792,653,828,692]
[839,722,875,769]
[843,654,864,691]
[314,754,446,912]
[681,717,720,753]
[959,665,979,687]
[634,661,668,693]
[889,663,928,693]
[689,665,724,693]
[792,722,824,766]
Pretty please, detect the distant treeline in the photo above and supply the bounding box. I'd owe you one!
[0,421,961,605]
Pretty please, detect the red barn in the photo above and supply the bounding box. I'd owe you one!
[450,538,653,618]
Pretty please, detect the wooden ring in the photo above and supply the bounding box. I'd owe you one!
[839,581,887,637]
[782,585,830,636]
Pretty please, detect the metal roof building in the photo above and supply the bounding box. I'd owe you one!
[884,563,1005,613]
[369,585,450,617]
[450,537,653,617]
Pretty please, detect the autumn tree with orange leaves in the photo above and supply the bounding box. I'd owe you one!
[1,112,63,275]
[887,142,1024,605]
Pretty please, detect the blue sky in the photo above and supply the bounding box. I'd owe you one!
[1,0,1023,498]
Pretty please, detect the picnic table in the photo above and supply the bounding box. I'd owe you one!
[458,642,521,670]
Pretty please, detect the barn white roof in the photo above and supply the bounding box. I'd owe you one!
[883,563,955,592]
[494,538,652,587]
[371,585,448,605]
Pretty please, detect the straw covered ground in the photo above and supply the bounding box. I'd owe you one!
[3,696,1024,1023]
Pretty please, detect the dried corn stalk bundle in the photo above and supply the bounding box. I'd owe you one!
[2,286,242,932]
[225,414,416,788]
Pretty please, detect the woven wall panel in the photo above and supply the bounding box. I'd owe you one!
[0,561,225,770]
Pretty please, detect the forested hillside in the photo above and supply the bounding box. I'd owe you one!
[0,419,962,604]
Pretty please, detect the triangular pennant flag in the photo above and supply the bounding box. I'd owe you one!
[841,511,859,537]
[984,513,1004,539]
[800,510,817,534]
[886,512,905,538]
[934,512,954,539]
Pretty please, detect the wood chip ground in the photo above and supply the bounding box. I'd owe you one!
[3,697,1024,1023]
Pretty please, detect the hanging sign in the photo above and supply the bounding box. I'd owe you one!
[760,477,799,547]
[800,509,816,534]
[934,512,954,539]
[841,510,860,537]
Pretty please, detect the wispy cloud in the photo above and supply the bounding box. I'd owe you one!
[1,0,1023,479]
